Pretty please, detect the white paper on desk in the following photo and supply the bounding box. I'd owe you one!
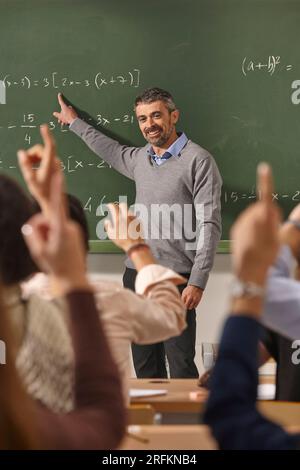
[129,389,167,398]
[257,384,276,400]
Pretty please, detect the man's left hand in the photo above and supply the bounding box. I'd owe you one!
[181,285,203,310]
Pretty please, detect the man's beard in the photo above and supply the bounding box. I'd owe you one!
[145,125,174,147]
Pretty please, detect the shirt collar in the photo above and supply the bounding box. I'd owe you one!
[147,132,188,162]
[167,132,188,157]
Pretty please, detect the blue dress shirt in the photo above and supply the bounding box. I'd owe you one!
[148,132,188,166]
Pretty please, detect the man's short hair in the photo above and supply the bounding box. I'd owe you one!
[0,175,36,285]
[134,87,177,113]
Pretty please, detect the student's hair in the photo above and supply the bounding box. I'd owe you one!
[32,194,90,252]
[0,175,36,285]
[66,194,89,252]
[0,282,37,449]
[134,87,177,113]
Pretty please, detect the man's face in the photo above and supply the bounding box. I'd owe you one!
[135,100,179,147]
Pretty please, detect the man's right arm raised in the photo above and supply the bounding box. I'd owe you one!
[53,93,138,180]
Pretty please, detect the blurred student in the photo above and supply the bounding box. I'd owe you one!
[0,172,126,449]
[204,164,300,450]
[260,203,300,402]
[0,172,74,412]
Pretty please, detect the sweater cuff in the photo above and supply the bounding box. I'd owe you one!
[188,267,209,290]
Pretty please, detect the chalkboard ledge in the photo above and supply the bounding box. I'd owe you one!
[89,240,230,254]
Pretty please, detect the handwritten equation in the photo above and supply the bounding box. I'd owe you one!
[0,69,141,90]
[0,111,136,146]
[224,190,300,204]
[0,152,110,174]
[242,56,292,76]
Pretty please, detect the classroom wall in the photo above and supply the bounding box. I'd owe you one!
[87,253,233,376]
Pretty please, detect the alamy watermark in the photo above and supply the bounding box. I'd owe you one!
[0,81,6,105]
[95,196,207,251]
[0,340,6,365]
[291,340,300,365]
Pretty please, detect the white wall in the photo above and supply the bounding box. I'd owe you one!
[87,253,233,376]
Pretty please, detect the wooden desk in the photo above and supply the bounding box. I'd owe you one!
[120,425,217,450]
[258,401,300,426]
[129,379,207,414]
[130,377,289,425]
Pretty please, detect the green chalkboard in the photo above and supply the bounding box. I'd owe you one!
[1,0,300,253]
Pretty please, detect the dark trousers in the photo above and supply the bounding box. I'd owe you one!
[123,267,199,379]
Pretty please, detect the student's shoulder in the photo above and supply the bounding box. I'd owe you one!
[88,274,123,293]
[89,274,138,301]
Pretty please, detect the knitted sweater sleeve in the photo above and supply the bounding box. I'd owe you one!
[70,118,138,180]
[35,290,126,450]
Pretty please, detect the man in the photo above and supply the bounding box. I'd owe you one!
[53,87,222,378]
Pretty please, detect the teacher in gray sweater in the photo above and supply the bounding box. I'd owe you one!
[53,87,222,379]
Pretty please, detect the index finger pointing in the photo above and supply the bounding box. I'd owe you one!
[58,92,67,108]
[257,162,274,204]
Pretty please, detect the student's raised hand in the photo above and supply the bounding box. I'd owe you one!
[287,203,300,222]
[104,203,145,252]
[18,125,61,216]
[53,93,78,125]
[22,172,89,295]
[279,203,300,263]
[231,163,281,287]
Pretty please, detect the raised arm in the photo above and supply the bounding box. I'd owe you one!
[262,204,300,339]
[53,93,138,179]
[21,169,126,450]
[104,202,187,342]
[204,163,300,450]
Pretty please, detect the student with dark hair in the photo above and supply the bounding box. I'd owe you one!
[31,193,90,251]
[53,87,222,379]
[0,283,37,449]
[0,172,77,412]
[0,174,36,284]
[0,172,125,449]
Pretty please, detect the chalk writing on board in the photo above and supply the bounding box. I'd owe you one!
[224,190,300,204]
[242,56,292,77]
[0,110,136,146]
[2,115,135,133]
[0,69,141,90]
[84,195,117,214]
[0,113,135,131]
[0,153,110,174]
[61,156,110,174]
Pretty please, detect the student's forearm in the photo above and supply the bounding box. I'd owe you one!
[129,246,156,271]
[50,273,91,297]
[279,223,300,263]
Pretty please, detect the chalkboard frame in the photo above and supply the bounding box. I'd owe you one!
[89,240,230,254]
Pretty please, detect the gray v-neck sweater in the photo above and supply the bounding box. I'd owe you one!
[70,118,222,289]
